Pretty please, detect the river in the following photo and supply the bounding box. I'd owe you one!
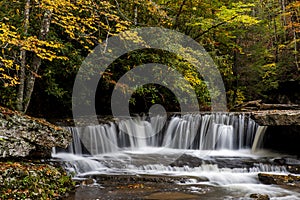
[53,113,300,199]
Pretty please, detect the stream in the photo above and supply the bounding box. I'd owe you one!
[52,113,300,199]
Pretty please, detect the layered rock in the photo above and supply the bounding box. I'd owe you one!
[258,173,300,187]
[251,110,300,126]
[0,106,71,158]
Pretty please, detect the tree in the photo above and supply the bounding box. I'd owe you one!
[0,0,130,112]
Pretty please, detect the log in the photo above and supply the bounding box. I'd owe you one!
[260,103,300,110]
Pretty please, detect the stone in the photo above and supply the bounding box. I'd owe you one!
[170,154,204,168]
[144,192,199,200]
[93,174,208,183]
[0,106,72,158]
[258,173,300,187]
[251,110,300,126]
[250,193,270,200]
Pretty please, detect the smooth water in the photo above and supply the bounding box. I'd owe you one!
[65,113,258,155]
[53,113,300,199]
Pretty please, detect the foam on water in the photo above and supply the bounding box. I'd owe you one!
[53,113,300,199]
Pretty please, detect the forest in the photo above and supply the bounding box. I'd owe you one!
[0,0,299,118]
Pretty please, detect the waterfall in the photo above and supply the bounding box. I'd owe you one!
[52,113,300,200]
[61,113,258,155]
[251,126,268,152]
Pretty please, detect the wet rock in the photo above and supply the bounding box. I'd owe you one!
[213,157,257,169]
[92,174,208,184]
[144,191,199,200]
[250,193,270,200]
[0,106,72,158]
[273,158,300,174]
[258,173,300,187]
[80,178,95,186]
[66,181,219,200]
[170,154,204,168]
[286,165,300,174]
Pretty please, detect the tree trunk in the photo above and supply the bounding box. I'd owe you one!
[173,0,186,30]
[134,6,137,25]
[281,0,287,26]
[273,17,279,62]
[16,0,31,112]
[23,9,52,113]
[281,0,287,41]
[292,5,299,71]
[294,29,299,70]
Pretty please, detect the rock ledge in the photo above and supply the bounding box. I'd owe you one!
[0,106,71,158]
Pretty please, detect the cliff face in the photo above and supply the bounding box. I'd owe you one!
[0,106,71,158]
[251,110,300,126]
[249,110,300,156]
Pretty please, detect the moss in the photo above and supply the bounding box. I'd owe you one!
[0,162,75,199]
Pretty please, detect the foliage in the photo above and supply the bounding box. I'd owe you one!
[0,23,20,86]
[0,0,299,116]
[0,162,74,199]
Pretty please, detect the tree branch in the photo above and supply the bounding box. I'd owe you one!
[173,0,187,29]
[194,15,238,41]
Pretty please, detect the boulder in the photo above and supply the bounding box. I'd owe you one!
[251,110,300,126]
[249,193,270,200]
[258,173,300,187]
[0,106,71,158]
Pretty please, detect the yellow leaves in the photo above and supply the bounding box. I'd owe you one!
[262,63,277,79]
[19,36,67,61]
[185,71,201,86]
[287,1,300,10]
[0,57,14,69]
[0,23,20,86]
[0,23,19,46]
[115,22,129,33]
[262,63,276,69]
[117,183,145,189]
[216,2,259,26]
[0,22,67,86]
[0,0,131,88]
[44,0,129,48]
[0,71,19,87]
[0,55,20,86]
[119,30,146,46]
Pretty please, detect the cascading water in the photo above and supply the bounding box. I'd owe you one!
[62,113,257,155]
[53,113,300,199]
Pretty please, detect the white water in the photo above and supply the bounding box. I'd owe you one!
[252,126,268,152]
[53,113,300,199]
[65,113,257,155]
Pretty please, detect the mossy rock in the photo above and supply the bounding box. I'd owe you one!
[0,162,75,199]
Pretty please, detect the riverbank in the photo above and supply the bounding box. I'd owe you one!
[0,161,74,199]
[0,106,74,199]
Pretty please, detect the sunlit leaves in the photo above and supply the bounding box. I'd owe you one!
[39,0,130,46]
[20,36,66,61]
[0,23,20,86]
[216,2,259,26]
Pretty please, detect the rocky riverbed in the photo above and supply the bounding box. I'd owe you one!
[63,164,300,200]
[2,106,300,199]
[54,148,300,200]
